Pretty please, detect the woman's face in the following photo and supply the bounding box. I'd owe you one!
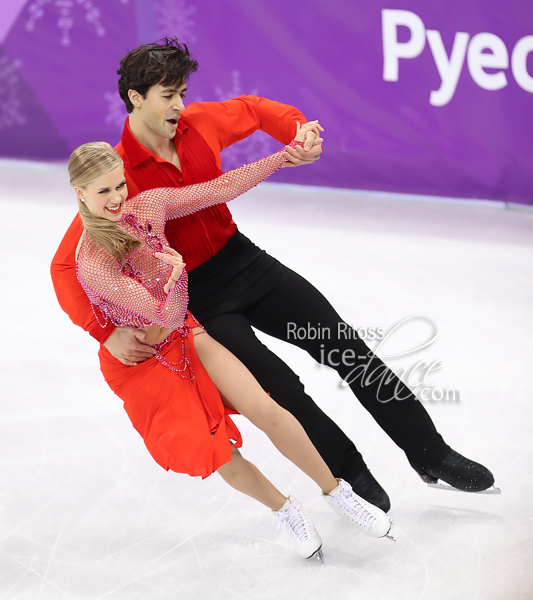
[76,166,128,222]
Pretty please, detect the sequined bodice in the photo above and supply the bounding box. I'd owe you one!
[77,220,188,330]
[76,144,296,331]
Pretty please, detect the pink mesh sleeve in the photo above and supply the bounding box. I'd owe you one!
[76,238,188,330]
[132,142,301,222]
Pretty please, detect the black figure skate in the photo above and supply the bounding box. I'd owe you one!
[415,449,501,494]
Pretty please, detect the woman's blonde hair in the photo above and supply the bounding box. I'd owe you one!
[68,141,140,263]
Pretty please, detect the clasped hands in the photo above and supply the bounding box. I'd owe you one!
[282,120,324,167]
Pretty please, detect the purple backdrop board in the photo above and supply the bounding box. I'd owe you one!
[0,0,532,203]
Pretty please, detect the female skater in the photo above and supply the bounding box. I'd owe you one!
[69,124,393,559]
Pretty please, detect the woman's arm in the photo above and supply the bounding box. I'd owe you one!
[77,244,188,331]
[129,142,301,224]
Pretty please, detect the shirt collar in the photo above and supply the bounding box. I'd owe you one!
[120,117,189,169]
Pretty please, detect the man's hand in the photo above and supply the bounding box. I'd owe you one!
[104,326,157,366]
[282,122,324,167]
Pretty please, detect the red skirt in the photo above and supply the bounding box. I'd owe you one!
[98,313,242,479]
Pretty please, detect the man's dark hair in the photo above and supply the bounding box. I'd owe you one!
[117,38,198,113]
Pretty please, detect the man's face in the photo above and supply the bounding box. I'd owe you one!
[133,81,187,140]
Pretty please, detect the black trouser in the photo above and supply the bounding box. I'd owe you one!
[188,231,450,479]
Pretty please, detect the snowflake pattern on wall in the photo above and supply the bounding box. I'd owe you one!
[156,0,197,42]
[0,56,25,131]
[104,90,128,131]
[25,0,129,46]
[216,71,275,172]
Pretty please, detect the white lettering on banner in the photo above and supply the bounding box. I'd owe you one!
[382,9,426,81]
[512,36,533,92]
[426,30,469,107]
[467,33,508,91]
[382,9,533,106]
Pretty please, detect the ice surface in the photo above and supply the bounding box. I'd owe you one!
[1,160,532,599]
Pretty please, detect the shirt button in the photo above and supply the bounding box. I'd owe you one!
[178,177,183,183]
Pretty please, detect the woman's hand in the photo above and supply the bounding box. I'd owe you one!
[282,120,324,167]
[155,246,186,294]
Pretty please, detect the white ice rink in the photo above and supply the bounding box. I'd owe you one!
[1,160,532,600]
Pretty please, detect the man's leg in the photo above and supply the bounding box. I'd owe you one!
[188,233,494,497]
[244,262,495,492]
[244,263,451,470]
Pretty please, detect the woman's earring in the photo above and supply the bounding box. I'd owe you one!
[80,197,85,203]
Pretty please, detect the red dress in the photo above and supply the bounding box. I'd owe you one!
[98,313,241,478]
[76,147,294,478]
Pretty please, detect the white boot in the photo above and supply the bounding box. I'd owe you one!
[273,496,323,559]
[323,479,393,539]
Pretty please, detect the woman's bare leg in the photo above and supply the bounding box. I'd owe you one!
[193,333,338,495]
[217,446,288,510]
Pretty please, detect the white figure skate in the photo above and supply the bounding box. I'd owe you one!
[323,479,395,540]
[273,497,323,561]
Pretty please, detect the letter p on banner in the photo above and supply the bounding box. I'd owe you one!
[382,9,426,81]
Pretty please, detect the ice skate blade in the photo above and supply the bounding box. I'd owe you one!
[382,517,395,541]
[308,546,324,563]
[427,482,502,494]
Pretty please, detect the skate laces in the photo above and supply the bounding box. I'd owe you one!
[275,499,314,545]
[336,482,377,530]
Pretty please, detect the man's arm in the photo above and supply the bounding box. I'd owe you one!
[50,214,114,342]
[183,95,322,167]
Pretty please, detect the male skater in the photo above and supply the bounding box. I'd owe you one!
[51,39,496,511]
